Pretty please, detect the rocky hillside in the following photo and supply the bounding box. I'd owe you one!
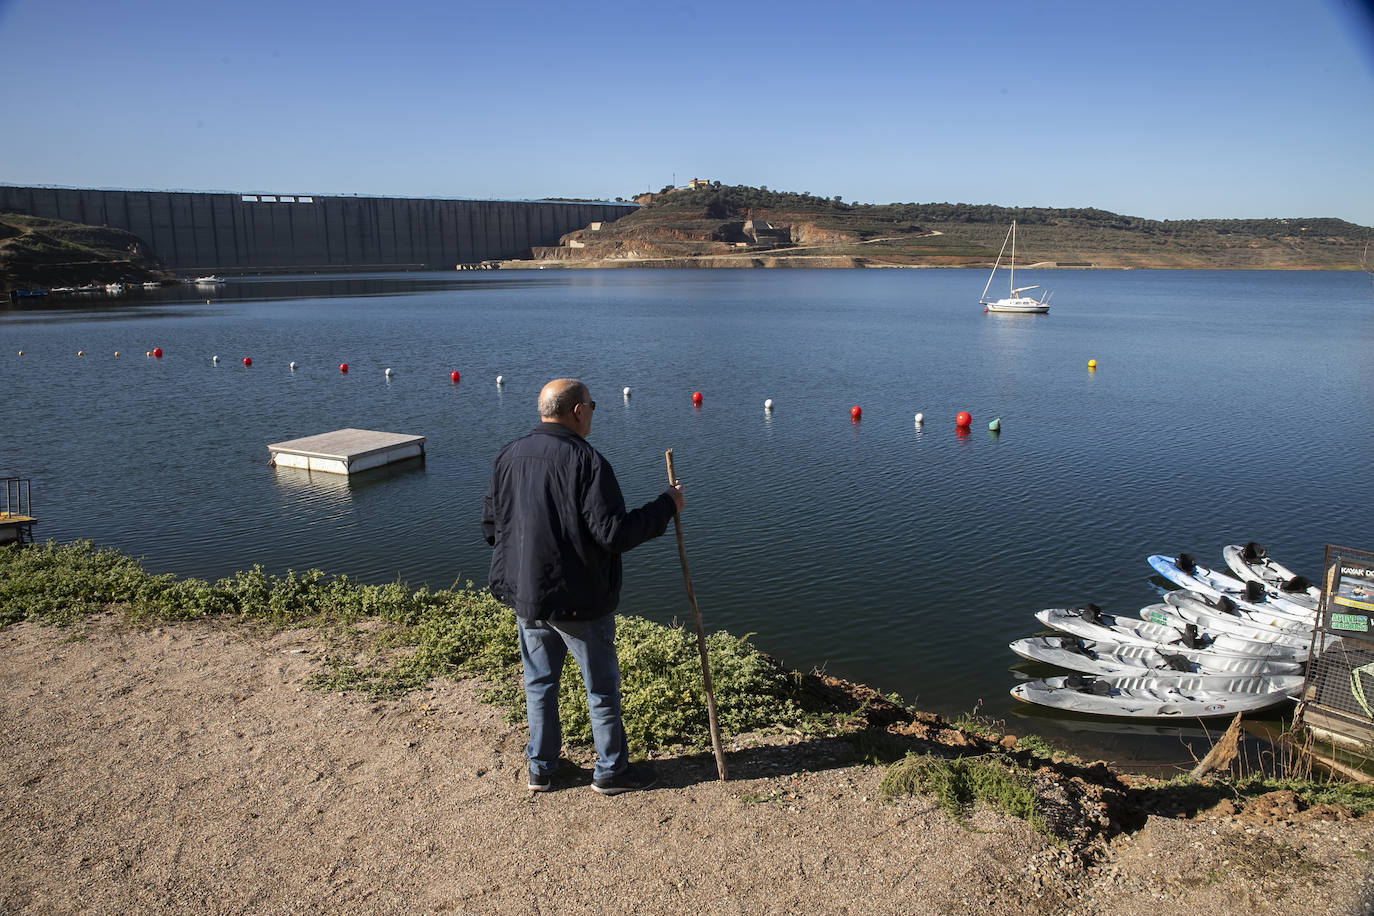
[0,214,171,293]
[528,185,1373,270]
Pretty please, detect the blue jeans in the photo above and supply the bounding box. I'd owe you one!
[518,615,629,783]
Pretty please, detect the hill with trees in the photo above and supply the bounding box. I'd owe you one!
[1,214,170,294]
[529,184,1372,270]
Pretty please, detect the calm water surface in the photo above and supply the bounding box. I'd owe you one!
[4,268,1371,767]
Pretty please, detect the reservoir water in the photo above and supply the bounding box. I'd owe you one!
[4,268,1372,767]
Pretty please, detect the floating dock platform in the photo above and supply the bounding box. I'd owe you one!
[268,429,426,475]
[1,478,35,544]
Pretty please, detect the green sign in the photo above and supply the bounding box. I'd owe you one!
[1331,613,1370,632]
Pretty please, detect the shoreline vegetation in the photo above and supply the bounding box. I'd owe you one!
[517,184,1373,272]
[0,213,172,294]
[5,185,1372,293]
[4,539,1373,852]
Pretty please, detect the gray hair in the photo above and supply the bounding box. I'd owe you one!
[537,378,588,418]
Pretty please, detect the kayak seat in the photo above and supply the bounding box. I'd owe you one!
[1065,675,1111,696]
[1283,575,1313,593]
[1177,553,1197,573]
[1064,637,1097,659]
[1242,542,1267,561]
[1158,651,1194,672]
[1244,581,1267,603]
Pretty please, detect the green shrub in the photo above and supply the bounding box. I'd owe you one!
[0,542,831,755]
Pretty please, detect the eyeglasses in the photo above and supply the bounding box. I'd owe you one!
[582,400,596,412]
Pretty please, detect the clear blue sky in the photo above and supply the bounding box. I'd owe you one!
[2,0,1372,224]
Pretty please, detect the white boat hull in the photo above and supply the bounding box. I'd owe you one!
[983,297,1050,314]
[1011,673,1304,718]
[1010,635,1303,677]
[1034,605,1308,661]
[1148,554,1315,622]
[1222,543,1321,610]
[1150,593,1314,652]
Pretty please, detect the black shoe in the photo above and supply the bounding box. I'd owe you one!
[592,763,658,796]
[528,768,553,792]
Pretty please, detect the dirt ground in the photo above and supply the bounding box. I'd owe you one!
[2,616,1372,916]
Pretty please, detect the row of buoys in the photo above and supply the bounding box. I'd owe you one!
[12,346,1011,428]
[21,350,1091,380]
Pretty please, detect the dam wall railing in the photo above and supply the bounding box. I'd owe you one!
[0,185,636,272]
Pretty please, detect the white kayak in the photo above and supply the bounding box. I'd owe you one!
[1010,673,1305,718]
[1159,579,1314,633]
[1035,605,1308,661]
[1222,543,1321,611]
[1150,592,1314,653]
[1009,634,1304,678]
[1148,554,1316,623]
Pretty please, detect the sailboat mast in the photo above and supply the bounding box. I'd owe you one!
[1009,220,1016,295]
[981,223,1013,301]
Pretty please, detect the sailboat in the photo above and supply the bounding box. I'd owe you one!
[980,221,1051,314]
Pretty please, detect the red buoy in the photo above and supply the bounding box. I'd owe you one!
[152,347,163,359]
[450,370,461,383]
[955,410,972,427]
[692,391,703,405]
[242,356,252,367]
[339,362,349,373]
[850,405,862,420]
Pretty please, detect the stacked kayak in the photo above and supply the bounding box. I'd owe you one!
[1012,673,1306,718]
[1010,544,1318,718]
[1148,553,1316,622]
[1222,542,1321,610]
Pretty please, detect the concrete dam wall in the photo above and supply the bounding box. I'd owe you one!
[0,186,636,272]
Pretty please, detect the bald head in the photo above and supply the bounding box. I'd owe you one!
[538,378,589,419]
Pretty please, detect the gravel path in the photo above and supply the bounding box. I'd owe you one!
[2,617,1371,915]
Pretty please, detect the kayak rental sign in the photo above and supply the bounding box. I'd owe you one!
[1294,545,1374,747]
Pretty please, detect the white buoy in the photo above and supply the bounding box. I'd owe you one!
[385,367,393,377]
[914,412,924,425]
[764,398,774,411]
[496,375,504,386]
[212,355,220,364]
[623,387,631,398]
[289,361,297,370]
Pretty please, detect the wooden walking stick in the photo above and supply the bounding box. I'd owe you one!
[665,449,728,780]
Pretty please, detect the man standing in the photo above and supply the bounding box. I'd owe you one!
[482,378,684,795]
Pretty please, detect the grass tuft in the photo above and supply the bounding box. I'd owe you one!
[881,752,1048,834]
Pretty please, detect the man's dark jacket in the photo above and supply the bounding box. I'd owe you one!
[482,424,676,621]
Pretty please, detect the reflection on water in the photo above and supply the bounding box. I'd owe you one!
[269,457,428,502]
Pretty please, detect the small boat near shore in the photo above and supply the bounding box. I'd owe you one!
[1034,604,1308,661]
[193,275,227,285]
[1010,634,1304,678]
[1149,553,1314,620]
[1222,542,1321,610]
[1011,672,1304,718]
[980,221,1051,314]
